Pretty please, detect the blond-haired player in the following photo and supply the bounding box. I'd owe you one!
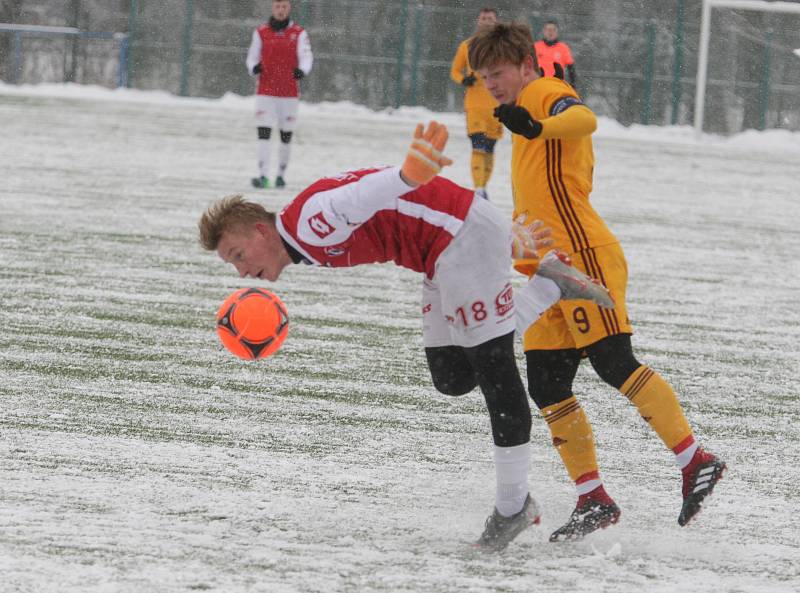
[469,23,726,541]
[449,7,502,200]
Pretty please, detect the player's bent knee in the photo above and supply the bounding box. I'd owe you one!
[525,348,582,409]
[469,133,496,153]
[425,346,476,396]
[465,333,532,446]
[479,138,496,154]
[279,130,293,144]
[527,381,574,409]
[586,334,641,389]
[469,133,487,151]
[258,127,272,140]
[431,374,476,396]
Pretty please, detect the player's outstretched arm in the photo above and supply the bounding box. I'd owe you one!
[400,121,453,187]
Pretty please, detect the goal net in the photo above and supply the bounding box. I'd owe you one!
[0,23,129,88]
[694,0,800,134]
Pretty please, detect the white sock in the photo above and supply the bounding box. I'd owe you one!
[514,275,561,335]
[257,139,271,178]
[493,442,530,517]
[675,438,699,469]
[278,141,292,176]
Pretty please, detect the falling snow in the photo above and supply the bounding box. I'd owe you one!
[1,84,799,593]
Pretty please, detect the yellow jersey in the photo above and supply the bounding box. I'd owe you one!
[511,77,617,272]
[450,39,498,111]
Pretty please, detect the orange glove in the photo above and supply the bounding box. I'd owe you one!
[400,121,453,187]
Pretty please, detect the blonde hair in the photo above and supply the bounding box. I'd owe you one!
[198,194,275,251]
[468,22,537,71]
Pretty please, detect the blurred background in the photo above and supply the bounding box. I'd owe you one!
[1,0,799,134]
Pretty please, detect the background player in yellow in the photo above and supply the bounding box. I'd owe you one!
[449,7,503,201]
[469,23,726,541]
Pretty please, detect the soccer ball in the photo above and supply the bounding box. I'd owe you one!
[216,288,289,360]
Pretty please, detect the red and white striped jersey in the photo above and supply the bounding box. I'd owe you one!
[276,167,475,279]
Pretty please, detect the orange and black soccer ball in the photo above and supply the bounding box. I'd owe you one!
[216,288,289,360]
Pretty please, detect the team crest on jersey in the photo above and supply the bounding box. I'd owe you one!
[495,283,514,316]
[308,212,334,238]
[327,171,361,183]
[324,246,346,256]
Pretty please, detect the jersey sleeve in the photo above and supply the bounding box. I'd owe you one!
[295,167,414,246]
[297,29,313,74]
[517,79,595,139]
[539,104,596,139]
[449,41,468,85]
[524,78,577,117]
[246,29,262,74]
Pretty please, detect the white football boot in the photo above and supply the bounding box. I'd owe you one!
[536,250,615,309]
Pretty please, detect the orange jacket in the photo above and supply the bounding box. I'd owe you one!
[534,39,574,78]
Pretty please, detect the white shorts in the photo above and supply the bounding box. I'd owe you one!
[255,95,299,131]
[422,196,516,349]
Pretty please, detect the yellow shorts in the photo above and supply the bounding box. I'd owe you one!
[523,242,633,351]
[466,108,503,141]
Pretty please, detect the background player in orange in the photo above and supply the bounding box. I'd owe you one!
[246,0,313,190]
[449,7,502,200]
[470,23,726,541]
[534,19,577,88]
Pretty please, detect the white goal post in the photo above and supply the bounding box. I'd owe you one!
[694,0,800,135]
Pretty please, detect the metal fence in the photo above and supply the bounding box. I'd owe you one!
[1,0,799,134]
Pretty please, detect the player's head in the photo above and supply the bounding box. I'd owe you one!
[469,22,538,104]
[542,19,559,41]
[271,0,291,21]
[476,7,498,31]
[199,195,291,282]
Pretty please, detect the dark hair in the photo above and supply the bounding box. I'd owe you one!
[479,7,498,16]
[543,19,559,27]
[468,22,537,71]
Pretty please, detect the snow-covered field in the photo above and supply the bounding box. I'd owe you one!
[1,85,799,593]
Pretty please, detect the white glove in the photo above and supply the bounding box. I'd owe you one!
[511,215,552,259]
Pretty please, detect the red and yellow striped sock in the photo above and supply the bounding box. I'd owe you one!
[541,396,600,489]
[620,365,693,451]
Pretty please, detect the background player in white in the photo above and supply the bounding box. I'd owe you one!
[199,121,614,551]
[246,0,313,189]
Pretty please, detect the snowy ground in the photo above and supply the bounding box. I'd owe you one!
[1,85,799,593]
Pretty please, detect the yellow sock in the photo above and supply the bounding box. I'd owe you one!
[470,150,486,188]
[482,152,494,186]
[620,365,692,449]
[541,396,599,484]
